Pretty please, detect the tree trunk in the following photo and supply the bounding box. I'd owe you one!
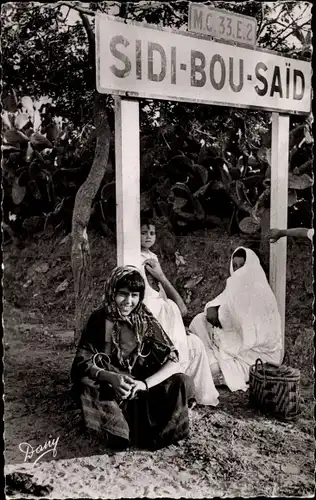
[71,93,110,344]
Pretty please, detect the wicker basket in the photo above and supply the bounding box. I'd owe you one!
[249,358,301,421]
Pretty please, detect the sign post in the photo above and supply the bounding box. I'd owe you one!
[114,97,141,269]
[270,113,290,345]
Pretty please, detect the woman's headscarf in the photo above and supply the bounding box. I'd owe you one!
[226,247,282,352]
[205,247,282,356]
[104,265,178,366]
[104,265,145,334]
[229,247,267,282]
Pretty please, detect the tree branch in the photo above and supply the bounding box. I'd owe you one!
[18,1,97,17]
[287,3,309,25]
[269,19,297,46]
[257,6,285,37]
[274,21,310,48]
[57,1,96,17]
[79,11,95,66]
[164,3,183,21]
[62,6,71,23]
[256,2,264,38]
[270,20,310,50]
[119,1,128,18]
[223,182,254,216]
[161,132,171,150]
[132,1,164,12]
[192,126,216,141]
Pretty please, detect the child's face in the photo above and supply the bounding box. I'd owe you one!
[141,224,156,250]
[115,287,140,316]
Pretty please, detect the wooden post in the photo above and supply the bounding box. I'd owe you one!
[115,97,141,269]
[269,112,290,347]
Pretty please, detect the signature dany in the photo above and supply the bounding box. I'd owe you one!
[19,436,60,465]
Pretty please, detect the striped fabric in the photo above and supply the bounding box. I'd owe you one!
[71,266,190,450]
[79,373,189,448]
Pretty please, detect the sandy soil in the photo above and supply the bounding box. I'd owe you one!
[3,230,315,498]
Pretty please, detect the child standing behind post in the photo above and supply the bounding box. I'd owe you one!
[140,218,219,407]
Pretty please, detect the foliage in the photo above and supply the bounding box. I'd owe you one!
[2,93,97,235]
[1,1,312,241]
[138,107,313,234]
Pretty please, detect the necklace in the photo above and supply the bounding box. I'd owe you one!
[125,345,141,374]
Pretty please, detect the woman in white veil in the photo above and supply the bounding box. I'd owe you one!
[189,247,283,392]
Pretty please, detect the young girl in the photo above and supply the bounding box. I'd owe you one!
[71,265,189,451]
[140,218,219,407]
[141,218,188,316]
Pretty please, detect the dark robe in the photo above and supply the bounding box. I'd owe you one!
[71,307,189,450]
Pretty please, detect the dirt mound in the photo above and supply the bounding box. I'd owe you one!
[3,228,312,316]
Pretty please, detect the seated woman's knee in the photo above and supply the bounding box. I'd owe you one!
[210,362,220,377]
[168,372,188,387]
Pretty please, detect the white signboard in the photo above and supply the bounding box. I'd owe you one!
[188,3,257,47]
[96,15,311,115]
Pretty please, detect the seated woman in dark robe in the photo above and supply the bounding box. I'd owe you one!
[71,265,189,451]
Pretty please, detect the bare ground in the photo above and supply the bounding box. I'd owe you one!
[3,229,315,498]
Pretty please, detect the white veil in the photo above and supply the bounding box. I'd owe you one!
[206,247,283,356]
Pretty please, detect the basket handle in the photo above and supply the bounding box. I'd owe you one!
[255,358,266,384]
[255,358,264,373]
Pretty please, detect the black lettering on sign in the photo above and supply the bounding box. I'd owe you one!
[293,69,305,100]
[246,23,253,42]
[110,35,131,78]
[286,67,290,99]
[229,57,244,92]
[254,62,268,96]
[210,54,226,90]
[205,13,212,32]
[148,42,166,82]
[226,17,232,37]
[171,46,176,84]
[136,40,142,80]
[191,50,206,87]
[237,20,243,40]
[270,66,283,97]
[193,8,203,30]
[219,16,225,35]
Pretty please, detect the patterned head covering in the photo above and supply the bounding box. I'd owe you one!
[104,265,178,368]
[104,265,145,326]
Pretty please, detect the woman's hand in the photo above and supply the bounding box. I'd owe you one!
[145,268,160,292]
[206,306,222,328]
[145,259,187,317]
[266,228,283,243]
[113,374,135,400]
[144,259,165,282]
[128,379,147,399]
[100,372,135,400]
